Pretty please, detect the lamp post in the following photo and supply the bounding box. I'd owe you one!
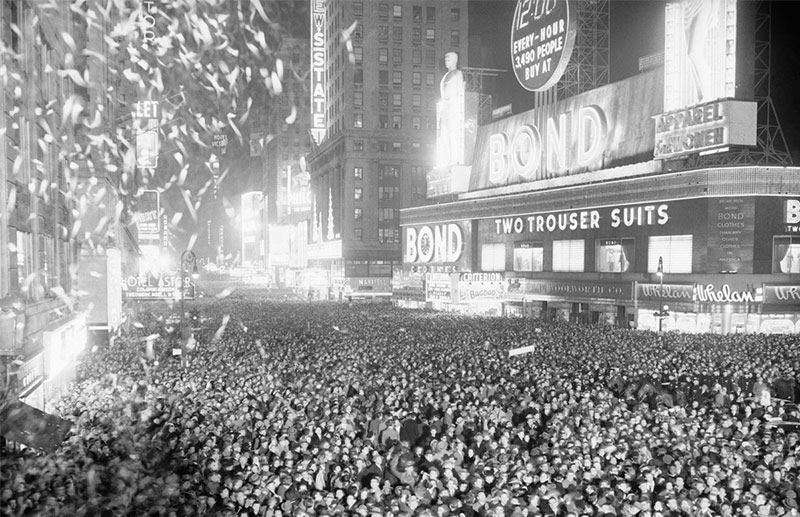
[179,250,199,367]
[656,256,665,333]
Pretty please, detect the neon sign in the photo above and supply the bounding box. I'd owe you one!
[310,0,326,145]
[405,223,464,264]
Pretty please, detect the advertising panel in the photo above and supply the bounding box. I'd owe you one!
[122,275,195,300]
[636,283,695,304]
[134,100,160,169]
[404,221,471,273]
[133,190,160,245]
[310,0,326,145]
[392,268,425,301]
[456,273,505,302]
[516,279,632,302]
[425,273,456,303]
[653,100,757,159]
[762,285,800,307]
[470,70,662,192]
[706,197,754,274]
[510,0,576,91]
[663,0,737,111]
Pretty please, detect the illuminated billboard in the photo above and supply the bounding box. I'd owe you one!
[663,0,737,111]
[470,69,662,192]
[510,0,577,91]
[133,100,160,168]
[133,190,160,245]
[310,0,326,145]
[653,99,756,159]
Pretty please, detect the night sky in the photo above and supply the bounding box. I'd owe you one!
[468,0,800,163]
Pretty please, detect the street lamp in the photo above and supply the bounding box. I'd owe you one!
[655,256,669,333]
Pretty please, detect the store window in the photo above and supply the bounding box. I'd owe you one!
[553,240,585,272]
[513,242,544,272]
[647,235,693,273]
[481,243,506,272]
[774,236,800,273]
[596,238,634,273]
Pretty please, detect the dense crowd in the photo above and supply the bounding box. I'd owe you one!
[2,289,800,516]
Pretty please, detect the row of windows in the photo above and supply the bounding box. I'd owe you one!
[353,3,460,24]
[352,165,423,181]
[344,259,395,277]
[361,70,437,88]
[480,236,694,274]
[351,47,441,67]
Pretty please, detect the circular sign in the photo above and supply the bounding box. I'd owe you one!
[510,0,577,92]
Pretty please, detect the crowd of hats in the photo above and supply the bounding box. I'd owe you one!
[2,292,800,516]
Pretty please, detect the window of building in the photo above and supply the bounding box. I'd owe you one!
[392,93,402,108]
[775,236,800,273]
[425,49,435,65]
[379,208,396,221]
[354,187,363,200]
[411,166,422,177]
[379,48,388,64]
[353,113,363,128]
[412,116,421,129]
[425,72,435,86]
[353,46,363,64]
[353,24,363,41]
[392,26,403,44]
[426,6,435,21]
[392,141,402,152]
[393,4,402,19]
[413,49,422,65]
[425,28,435,43]
[354,208,363,220]
[14,230,33,294]
[379,115,389,129]
[392,48,402,64]
[379,229,399,244]
[392,115,402,129]
[380,165,399,178]
[411,142,421,150]
[379,70,389,85]
[39,235,55,292]
[354,68,363,85]
[647,235,693,273]
[513,242,544,272]
[354,91,363,108]
[412,27,421,45]
[353,2,363,17]
[481,243,505,272]
[553,240,585,272]
[451,7,460,21]
[353,140,364,151]
[379,3,389,19]
[378,25,388,43]
[393,70,402,86]
[354,228,363,241]
[412,94,421,108]
[450,30,460,47]
[379,141,390,152]
[412,72,421,86]
[596,238,634,273]
[413,5,422,22]
[379,92,388,109]
[379,186,399,199]
[354,166,363,180]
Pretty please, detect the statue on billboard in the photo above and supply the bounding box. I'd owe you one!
[683,0,721,104]
[438,51,465,167]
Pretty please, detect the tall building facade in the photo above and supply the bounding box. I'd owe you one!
[306,0,469,299]
[0,0,86,423]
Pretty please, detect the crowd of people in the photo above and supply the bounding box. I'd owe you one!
[2,288,800,516]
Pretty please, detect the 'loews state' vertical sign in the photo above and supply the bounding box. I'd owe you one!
[310,0,326,145]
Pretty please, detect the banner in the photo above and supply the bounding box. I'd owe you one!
[133,190,160,245]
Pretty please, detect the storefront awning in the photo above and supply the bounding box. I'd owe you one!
[0,402,72,453]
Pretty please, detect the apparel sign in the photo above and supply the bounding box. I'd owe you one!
[405,223,466,264]
[494,204,669,236]
[510,0,576,91]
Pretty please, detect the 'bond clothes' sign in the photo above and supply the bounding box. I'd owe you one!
[636,283,695,303]
[762,285,800,306]
[520,279,632,301]
[122,275,195,300]
[706,197,754,274]
[511,0,576,91]
[457,273,505,302]
[404,222,470,272]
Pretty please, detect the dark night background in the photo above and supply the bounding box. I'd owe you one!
[468,0,800,164]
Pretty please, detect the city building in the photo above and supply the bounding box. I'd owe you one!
[399,0,799,334]
[0,0,87,445]
[305,0,469,299]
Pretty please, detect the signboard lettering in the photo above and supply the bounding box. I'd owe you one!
[406,223,463,263]
[637,283,694,302]
[494,204,669,235]
[694,283,754,304]
[122,275,195,300]
[310,0,326,145]
[511,0,576,91]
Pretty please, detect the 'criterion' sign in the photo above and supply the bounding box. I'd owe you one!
[511,0,576,92]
